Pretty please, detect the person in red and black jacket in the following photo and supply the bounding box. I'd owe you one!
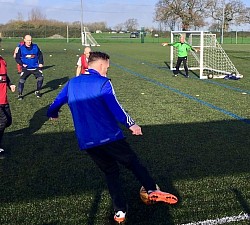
[13,40,25,74]
[0,56,16,159]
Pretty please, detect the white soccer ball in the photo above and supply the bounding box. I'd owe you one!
[208,74,213,79]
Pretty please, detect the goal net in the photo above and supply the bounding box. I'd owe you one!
[170,31,243,79]
[82,27,100,47]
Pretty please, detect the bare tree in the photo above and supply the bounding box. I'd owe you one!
[87,22,107,32]
[160,14,181,31]
[114,23,124,32]
[238,6,250,24]
[124,18,139,31]
[154,0,212,30]
[16,12,24,21]
[208,22,222,32]
[245,7,250,23]
[209,0,246,31]
[28,8,46,22]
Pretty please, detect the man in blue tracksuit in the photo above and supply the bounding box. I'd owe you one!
[15,35,44,100]
[47,52,178,224]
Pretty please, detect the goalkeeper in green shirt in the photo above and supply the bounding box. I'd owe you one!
[162,35,198,78]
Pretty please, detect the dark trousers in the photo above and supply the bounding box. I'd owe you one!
[86,139,156,212]
[174,56,189,76]
[0,104,12,146]
[18,68,44,95]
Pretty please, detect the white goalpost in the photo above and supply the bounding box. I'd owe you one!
[81,27,100,47]
[170,31,243,79]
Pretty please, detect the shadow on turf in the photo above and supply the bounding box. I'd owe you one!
[231,188,250,215]
[42,76,69,94]
[7,105,49,137]
[163,61,199,78]
[42,65,56,70]
[21,76,69,98]
[1,118,249,224]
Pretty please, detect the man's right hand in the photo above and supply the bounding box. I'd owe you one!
[10,85,16,92]
[129,124,143,136]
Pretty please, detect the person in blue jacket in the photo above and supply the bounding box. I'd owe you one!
[15,35,44,100]
[47,51,178,224]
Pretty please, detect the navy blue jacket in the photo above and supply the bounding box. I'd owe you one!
[47,69,135,150]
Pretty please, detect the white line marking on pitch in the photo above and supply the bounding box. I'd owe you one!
[179,213,250,225]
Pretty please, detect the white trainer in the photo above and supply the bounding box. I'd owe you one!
[114,210,126,224]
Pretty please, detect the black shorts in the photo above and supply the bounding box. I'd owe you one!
[0,104,12,131]
[20,68,43,80]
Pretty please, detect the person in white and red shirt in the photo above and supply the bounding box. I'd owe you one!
[75,47,91,76]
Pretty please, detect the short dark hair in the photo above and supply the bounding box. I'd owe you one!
[88,52,110,64]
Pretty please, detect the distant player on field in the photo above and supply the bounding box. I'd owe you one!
[75,47,91,76]
[162,35,198,78]
[15,35,44,100]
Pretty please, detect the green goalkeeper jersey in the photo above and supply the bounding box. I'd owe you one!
[169,42,194,57]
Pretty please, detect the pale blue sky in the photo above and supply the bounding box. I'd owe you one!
[0,0,250,30]
[0,0,158,28]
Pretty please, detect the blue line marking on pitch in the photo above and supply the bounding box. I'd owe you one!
[112,62,250,125]
[142,61,250,94]
[199,79,250,94]
[111,53,250,94]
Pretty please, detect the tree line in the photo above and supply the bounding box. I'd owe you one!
[1,1,250,38]
[0,7,144,38]
[154,0,250,32]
